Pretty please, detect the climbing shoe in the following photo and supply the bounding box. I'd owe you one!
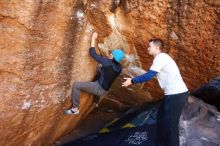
[64,107,79,115]
[93,95,100,108]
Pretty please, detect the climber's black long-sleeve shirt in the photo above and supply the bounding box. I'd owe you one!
[89,47,122,90]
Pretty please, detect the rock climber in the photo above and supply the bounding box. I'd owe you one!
[64,32,124,115]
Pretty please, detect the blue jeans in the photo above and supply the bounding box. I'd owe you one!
[156,91,189,146]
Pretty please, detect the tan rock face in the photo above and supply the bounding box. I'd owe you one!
[116,0,220,97]
[0,0,219,145]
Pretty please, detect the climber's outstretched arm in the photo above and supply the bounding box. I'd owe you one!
[90,32,97,48]
[89,32,109,66]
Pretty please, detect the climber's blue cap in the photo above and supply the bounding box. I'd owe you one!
[112,49,124,62]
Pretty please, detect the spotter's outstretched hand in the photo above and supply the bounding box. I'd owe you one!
[122,77,132,87]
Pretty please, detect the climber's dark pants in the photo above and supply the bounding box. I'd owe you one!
[156,91,189,146]
[71,81,107,108]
